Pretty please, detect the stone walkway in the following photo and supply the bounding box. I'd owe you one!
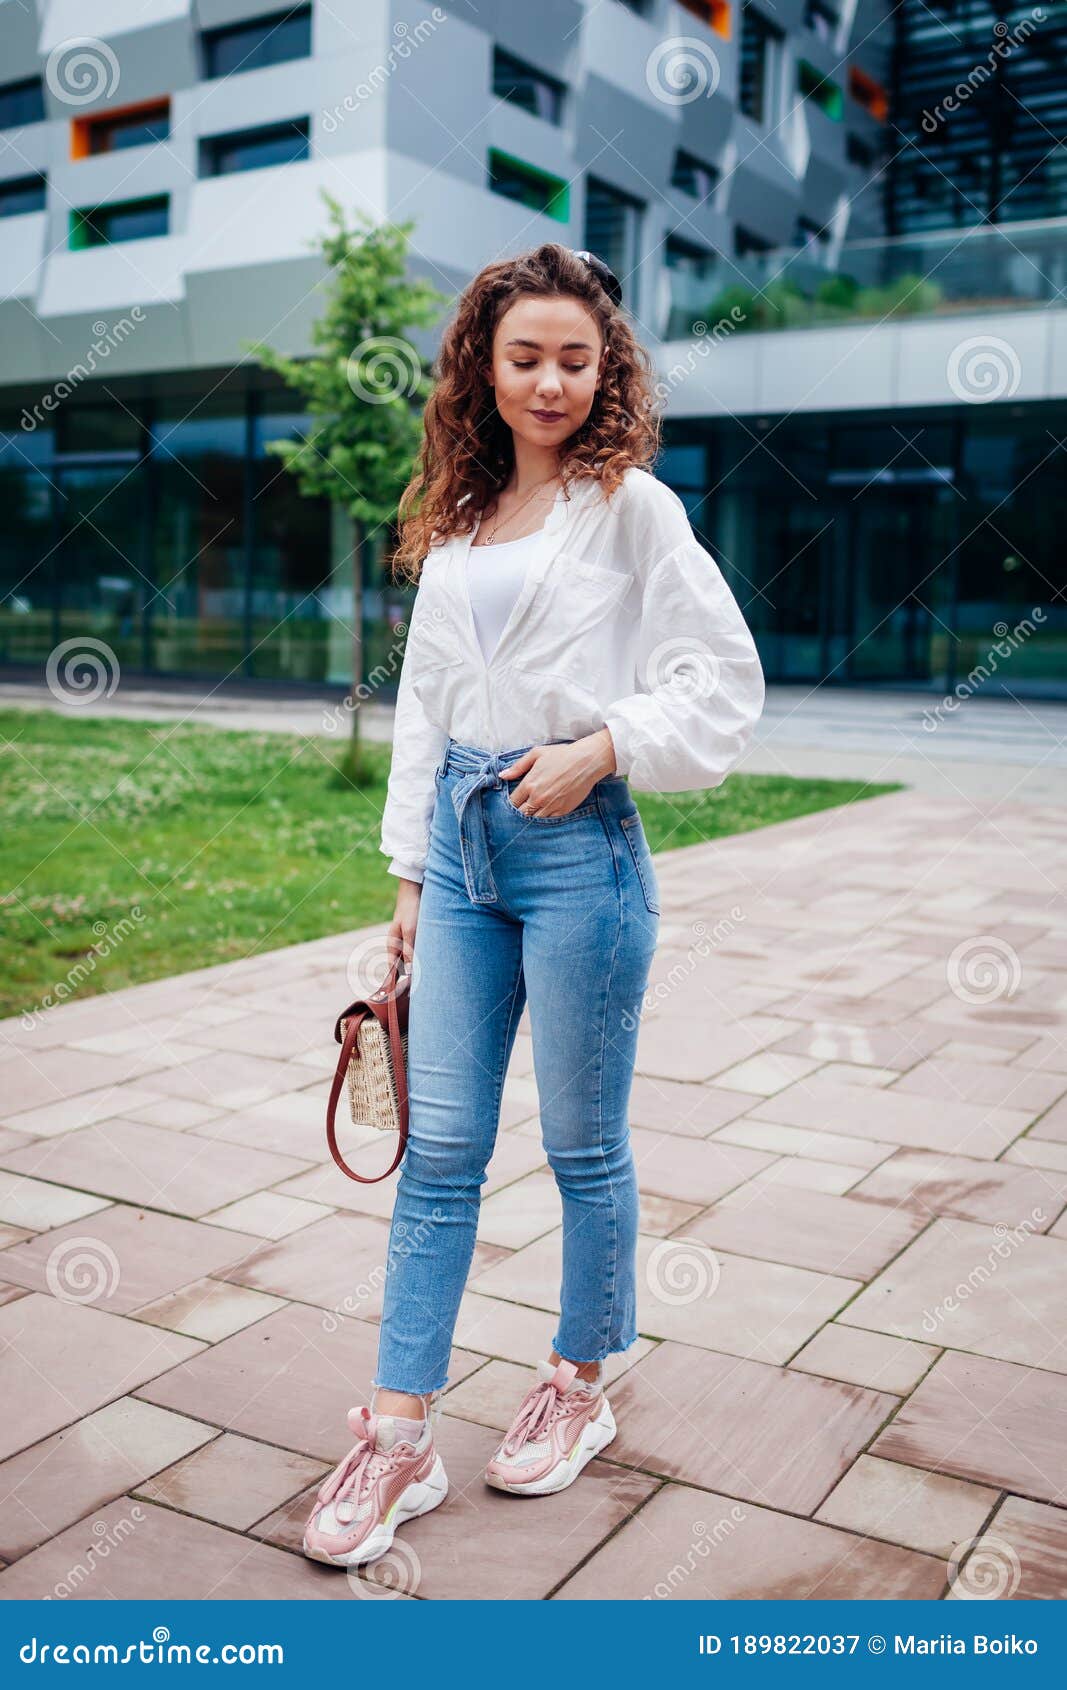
[0,787,1065,1600]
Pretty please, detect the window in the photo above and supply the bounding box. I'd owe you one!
[0,173,46,217]
[739,4,784,125]
[200,117,309,176]
[70,195,169,248]
[734,224,773,257]
[793,215,830,248]
[665,235,715,277]
[492,48,564,124]
[584,177,643,305]
[848,66,888,122]
[677,0,731,36]
[202,4,311,79]
[488,149,569,220]
[847,132,875,169]
[73,101,170,158]
[671,148,720,201]
[798,60,843,121]
[0,77,45,129]
[805,0,839,41]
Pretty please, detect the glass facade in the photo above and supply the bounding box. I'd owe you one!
[2,375,1063,698]
[0,374,399,687]
[661,408,1066,695]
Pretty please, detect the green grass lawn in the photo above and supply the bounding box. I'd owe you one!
[1,709,898,1020]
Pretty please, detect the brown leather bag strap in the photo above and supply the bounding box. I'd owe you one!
[325,995,408,1185]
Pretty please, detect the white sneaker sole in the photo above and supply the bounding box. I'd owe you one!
[302,1453,448,1568]
[485,1399,617,1496]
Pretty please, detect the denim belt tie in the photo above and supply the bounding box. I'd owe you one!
[449,751,511,905]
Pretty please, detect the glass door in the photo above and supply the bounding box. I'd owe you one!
[839,484,956,686]
[54,461,148,671]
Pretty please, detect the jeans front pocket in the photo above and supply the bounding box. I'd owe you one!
[619,812,661,915]
[503,786,597,824]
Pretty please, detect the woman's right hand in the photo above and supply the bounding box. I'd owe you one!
[387,878,422,972]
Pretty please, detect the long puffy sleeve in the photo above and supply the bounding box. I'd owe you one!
[379,579,449,885]
[602,478,764,793]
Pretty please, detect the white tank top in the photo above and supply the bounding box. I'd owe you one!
[466,527,546,663]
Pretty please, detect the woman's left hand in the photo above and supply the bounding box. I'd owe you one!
[500,729,617,819]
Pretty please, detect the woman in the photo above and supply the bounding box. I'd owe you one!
[303,243,764,1570]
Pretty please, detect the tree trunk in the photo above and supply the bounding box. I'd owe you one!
[350,514,364,750]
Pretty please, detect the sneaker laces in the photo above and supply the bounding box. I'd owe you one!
[315,1407,407,1526]
[501,1370,595,1458]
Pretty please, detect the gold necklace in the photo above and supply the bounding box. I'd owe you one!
[481,474,559,545]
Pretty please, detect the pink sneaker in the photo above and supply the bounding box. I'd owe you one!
[302,1402,447,1567]
[484,1359,616,1495]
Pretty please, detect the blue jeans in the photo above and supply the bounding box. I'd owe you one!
[372,736,660,1395]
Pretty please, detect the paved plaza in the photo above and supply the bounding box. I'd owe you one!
[1,752,1064,1599]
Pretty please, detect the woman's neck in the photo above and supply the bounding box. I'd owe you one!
[506,440,562,499]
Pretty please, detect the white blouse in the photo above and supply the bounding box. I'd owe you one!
[466,526,545,664]
[382,465,765,884]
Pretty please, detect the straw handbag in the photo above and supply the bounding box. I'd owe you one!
[326,955,410,1184]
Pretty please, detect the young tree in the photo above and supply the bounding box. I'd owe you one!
[245,191,447,782]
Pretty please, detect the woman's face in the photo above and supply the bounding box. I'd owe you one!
[486,294,605,452]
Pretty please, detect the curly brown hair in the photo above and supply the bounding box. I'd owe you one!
[391,242,662,582]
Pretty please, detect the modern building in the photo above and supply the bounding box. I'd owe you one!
[0,0,1063,695]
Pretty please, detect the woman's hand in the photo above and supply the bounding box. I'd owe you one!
[387,878,422,970]
[500,729,617,819]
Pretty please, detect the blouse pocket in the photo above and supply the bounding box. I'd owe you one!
[619,811,661,915]
[511,555,634,688]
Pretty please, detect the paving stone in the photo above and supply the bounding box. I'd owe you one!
[554,1482,946,1599]
[713,1118,895,1169]
[0,1292,203,1464]
[627,1074,752,1136]
[751,1077,1034,1158]
[0,1397,218,1561]
[841,1217,1067,1372]
[0,1170,112,1231]
[873,1351,1067,1501]
[688,1183,927,1279]
[0,1119,310,1218]
[815,1455,998,1557]
[470,1226,859,1363]
[0,1201,267,1314]
[597,1339,896,1512]
[748,1157,867,1195]
[452,1289,654,1375]
[892,1057,1066,1112]
[948,1495,1067,1599]
[0,1495,355,1599]
[791,1324,939,1396]
[131,1278,288,1342]
[850,1148,1067,1228]
[627,1127,776,1204]
[135,1431,329,1531]
[133,1300,484,1459]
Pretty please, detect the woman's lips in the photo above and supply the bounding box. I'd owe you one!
[531,409,566,421]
